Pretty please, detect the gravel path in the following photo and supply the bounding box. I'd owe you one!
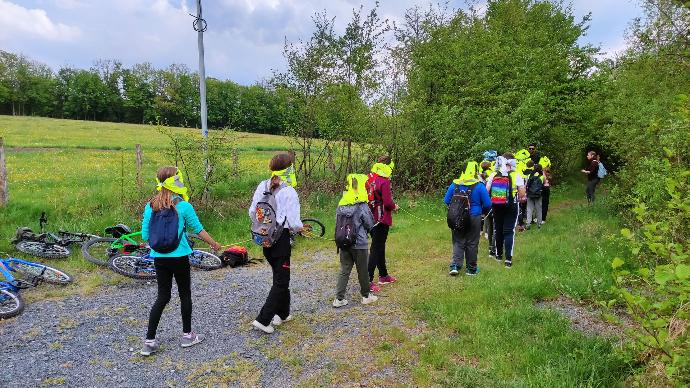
[0,250,419,387]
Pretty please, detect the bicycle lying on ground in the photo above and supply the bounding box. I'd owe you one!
[289,218,326,246]
[13,212,99,259]
[0,256,72,319]
[82,224,223,272]
[82,224,222,278]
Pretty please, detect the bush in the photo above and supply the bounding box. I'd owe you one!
[608,158,690,385]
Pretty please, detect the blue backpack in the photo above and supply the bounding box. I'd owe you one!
[148,203,184,254]
[597,161,608,179]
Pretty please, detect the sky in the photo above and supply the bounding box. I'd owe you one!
[0,0,644,85]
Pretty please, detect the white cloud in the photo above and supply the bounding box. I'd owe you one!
[0,0,643,84]
[0,0,80,42]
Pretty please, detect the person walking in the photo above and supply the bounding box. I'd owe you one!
[140,167,222,356]
[444,161,492,276]
[333,174,378,307]
[366,156,399,293]
[486,154,526,268]
[249,153,303,334]
[541,167,552,223]
[582,151,600,204]
[525,164,545,229]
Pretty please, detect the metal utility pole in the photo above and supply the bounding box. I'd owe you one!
[193,0,210,187]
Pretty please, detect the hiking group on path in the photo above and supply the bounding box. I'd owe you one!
[137,146,605,357]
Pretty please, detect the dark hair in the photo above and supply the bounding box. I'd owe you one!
[528,143,536,148]
[526,160,534,168]
[378,155,392,164]
[534,164,543,173]
[588,150,597,157]
[503,152,514,159]
[269,153,292,172]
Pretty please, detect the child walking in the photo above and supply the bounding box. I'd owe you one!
[141,167,221,356]
[249,153,303,334]
[366,156,399,293]
[333,174,378,307]
[444,161,492,276]
[525,164,545,229]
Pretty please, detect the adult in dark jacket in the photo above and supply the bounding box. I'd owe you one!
[444,161,492,276]
[581,151,600,204]
[333,174,378,307]
[366,156,398,293]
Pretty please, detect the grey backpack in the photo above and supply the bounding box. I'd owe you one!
[251,181,285,248]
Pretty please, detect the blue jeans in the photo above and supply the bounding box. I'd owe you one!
[493,204,519,261]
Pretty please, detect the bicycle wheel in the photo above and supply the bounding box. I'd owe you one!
[15,241,70,259]
[189,251,223,270]
[301,218,325,238]
[81,237,117,266]
[12,262,73,285]
[109,254,156,280]
[0,289,24,319]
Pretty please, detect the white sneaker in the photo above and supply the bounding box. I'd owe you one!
[332,299,349,308]
[251,320,274,334]
[362,294,378,305]
[271,314,293,326]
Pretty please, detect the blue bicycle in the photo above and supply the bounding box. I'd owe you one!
[0,256,73,319]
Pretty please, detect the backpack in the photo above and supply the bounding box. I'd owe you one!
[220,246,249,267]
[526,173,544,199]
[490,174,513,206]
[597,161,607,179]
[334,209,356,250]
[365,173,385,221]
[148,205,184,254]
[251,181,285,248]
[447,184,476,231]
[365,173,378,204]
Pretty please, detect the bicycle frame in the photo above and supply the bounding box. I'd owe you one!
[0,258,49,280]
[0,260,23,294]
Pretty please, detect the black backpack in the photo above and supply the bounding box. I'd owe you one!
[527,173,544,199]
[148,205,184,253]
[334,211,356,250]
[447,184,476,231]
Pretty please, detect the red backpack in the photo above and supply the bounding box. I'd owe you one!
[366,173,379,204]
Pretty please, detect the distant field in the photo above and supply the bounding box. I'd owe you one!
[0,115,327,278]
[0,115,289,151]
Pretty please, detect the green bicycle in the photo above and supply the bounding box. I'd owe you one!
[81,224,222,271]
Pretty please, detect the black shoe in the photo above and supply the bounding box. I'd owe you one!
[505,260,512,268]
[495,255,503,262]
[488,250,497,258]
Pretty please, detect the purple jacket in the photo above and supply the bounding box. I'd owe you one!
[367,174,396,226]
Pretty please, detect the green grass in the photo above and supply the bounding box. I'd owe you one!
[0,115,633,385]
[384,186,632,386]
[0,115,289,151]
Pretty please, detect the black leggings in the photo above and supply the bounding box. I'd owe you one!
[146,256,192,340]
[368,223,390,281]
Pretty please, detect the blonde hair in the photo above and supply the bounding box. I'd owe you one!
[151,166,178,211]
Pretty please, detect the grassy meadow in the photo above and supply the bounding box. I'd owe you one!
[0,115,633,385]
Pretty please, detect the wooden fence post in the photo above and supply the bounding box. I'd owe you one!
[232,148,239,177]
[0,137,7,206]
[135,144,143,191]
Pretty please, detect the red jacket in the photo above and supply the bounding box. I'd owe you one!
[367,174,396,226]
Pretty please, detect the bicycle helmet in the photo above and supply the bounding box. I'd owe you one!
[105,224,132,238]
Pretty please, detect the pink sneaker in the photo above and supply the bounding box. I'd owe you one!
[369,282,381,293]
[378,275,397,285]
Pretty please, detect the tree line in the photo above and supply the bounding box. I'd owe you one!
[0,53,286,134]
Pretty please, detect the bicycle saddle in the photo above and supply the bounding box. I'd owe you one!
[11,227,35,243]
[105,224,131,238]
